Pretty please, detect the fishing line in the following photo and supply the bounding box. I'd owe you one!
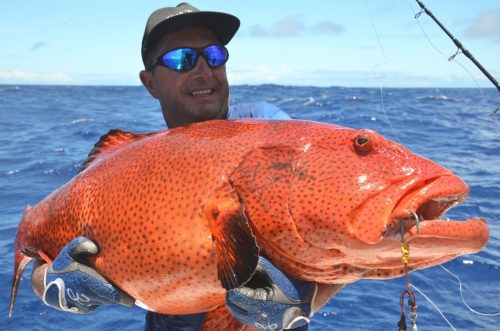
[405,0,488,104]
[439,265,500,317]
[414,0,500,92]
[363,0,402,145]
[406,0,500,320]
[406,0,485,92]
[412,5,486,98]
[363,2,498,329]
[407,0,498,114]
[409,284,457,331]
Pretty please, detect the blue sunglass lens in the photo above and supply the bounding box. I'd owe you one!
[162,48,198,71]
[203,45,228,67]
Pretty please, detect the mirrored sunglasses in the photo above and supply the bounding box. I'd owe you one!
[147,44,229,72]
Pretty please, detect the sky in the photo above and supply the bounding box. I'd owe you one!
[1,0,499,88]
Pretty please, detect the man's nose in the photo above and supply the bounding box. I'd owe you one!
[190,56,213,79]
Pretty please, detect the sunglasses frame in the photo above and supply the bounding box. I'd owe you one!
[147,44,229,72]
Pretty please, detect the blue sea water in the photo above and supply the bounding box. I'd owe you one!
[0,84,499,330]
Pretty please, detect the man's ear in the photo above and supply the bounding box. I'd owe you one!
[139,70,159,99]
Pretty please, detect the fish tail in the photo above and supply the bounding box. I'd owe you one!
[9,205,49,317]
[9,250,32,317]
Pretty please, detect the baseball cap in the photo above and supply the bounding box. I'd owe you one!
[141,2,240,65]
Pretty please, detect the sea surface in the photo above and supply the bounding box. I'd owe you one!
[0,85,499,330]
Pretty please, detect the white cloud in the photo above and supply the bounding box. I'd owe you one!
[0,70,72,84]
[272,15,305,37]
[249,15,345,37]
[29,42,48,51]
[248,24,268,37]
[311,20,345,35]
[464,10,500,43]
[247,16,344,38]
[248,15,305,37]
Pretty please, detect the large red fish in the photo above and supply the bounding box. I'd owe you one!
[10,120,488,328]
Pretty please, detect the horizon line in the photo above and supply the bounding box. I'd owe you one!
[1,83,498,90]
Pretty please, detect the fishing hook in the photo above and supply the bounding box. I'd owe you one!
[400,219,405,243]
[399,211,421,242]
[406,210,420,234]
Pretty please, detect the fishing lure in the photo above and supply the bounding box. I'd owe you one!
[397,212,420,331]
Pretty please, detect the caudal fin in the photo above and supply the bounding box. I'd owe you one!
[9,250,33,317]
[9,205,52,317]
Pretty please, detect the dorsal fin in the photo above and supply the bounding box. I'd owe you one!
[79,129,153,173]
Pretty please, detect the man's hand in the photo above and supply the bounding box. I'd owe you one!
[226,256,317,331]
[35,237,134,313]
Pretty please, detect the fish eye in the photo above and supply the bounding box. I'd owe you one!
[353,130,378,154]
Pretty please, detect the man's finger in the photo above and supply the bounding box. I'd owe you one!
[68,237,99,259]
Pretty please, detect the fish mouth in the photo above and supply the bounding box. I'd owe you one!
[340,174,489,279]
[383,175,488,246]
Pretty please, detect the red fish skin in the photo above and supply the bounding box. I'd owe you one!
[14,122,255,314]
[201,304,251,331]
[12,119,489,317]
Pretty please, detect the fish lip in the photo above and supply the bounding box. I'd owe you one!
[384,174,468,240]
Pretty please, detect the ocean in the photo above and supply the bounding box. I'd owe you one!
[0,85,499,330]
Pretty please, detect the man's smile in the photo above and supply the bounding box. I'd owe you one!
[190,89,213,97]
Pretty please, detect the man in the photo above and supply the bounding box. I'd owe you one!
[31,3,333,330]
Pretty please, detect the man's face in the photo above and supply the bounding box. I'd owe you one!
[140,27,230,128]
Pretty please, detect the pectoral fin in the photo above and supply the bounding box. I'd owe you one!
[205,185,259,290]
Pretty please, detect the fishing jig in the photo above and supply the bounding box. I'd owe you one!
[397,218,419,331]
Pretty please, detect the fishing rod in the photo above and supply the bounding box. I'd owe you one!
[414,0,500,93]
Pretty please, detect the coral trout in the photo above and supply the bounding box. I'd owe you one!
[10,120,488,327]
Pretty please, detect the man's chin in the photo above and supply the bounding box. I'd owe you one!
[188,105,228,122]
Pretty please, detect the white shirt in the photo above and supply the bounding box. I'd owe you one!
[164,102,290,129]
[227,102,291,120]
